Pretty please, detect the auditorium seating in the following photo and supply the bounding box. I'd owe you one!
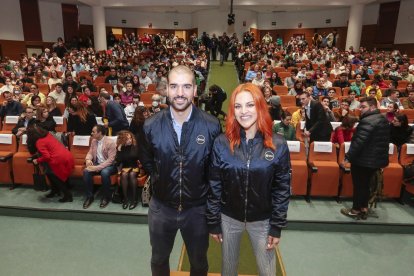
[382,143,403,198]
[399,144,414,195]
[36,83,50,95]
[0,133,17,186]
[1,116,19,133]
[12,135,35,185]
[338,142,353,198]
[53,116,67,133]
[69,135,91,178]
[307,142,340,197]
[147,83,157,92]
[273,85,288,95]
[280,95,296,107]
[141,92,155,105]
[287,141,307,196]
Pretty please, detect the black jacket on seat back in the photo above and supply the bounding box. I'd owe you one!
[347,109,390,168]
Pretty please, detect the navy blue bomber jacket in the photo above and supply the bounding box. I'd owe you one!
[207,131,291,238]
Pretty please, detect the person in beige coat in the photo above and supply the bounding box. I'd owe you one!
[83,125,117,209]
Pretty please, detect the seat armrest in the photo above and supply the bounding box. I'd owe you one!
[308,162,318,173]
[339,162,351,173]
[0,153,13,162]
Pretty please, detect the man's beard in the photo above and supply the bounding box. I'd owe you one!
[168,96,192,112]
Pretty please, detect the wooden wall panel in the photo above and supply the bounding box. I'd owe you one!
[62,4,79,43]
[0,40,53,60]
[79,24,94,40]
[19,0,42,41]
[360,24,378,50]
[376,1,400,45]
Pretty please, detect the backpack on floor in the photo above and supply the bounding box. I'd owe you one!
[368,169,383,209]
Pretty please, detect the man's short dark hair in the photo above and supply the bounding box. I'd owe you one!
[340,73,348,77]
[94,124,107,136]
[55,83,63,87]
[141,69,147,73]
[99,92,111,100]
[360,97,377,107]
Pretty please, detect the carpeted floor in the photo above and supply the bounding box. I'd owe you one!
[179,233,285,276]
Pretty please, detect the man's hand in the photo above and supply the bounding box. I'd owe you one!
[85,160,93,167]
[32,159,38,165]
[85,165,96,172]
[304,130,311,137]
[266,236,280,250]
[210,233,223,243]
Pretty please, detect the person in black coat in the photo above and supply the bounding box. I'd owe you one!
[115,130,140,210]
[299,91,333,142]
[207,84,227,119]
[0,91,24,119]
[390,114,412,148]
[35,105,56,132]
[344,97,390,219]
[67,102,97,135]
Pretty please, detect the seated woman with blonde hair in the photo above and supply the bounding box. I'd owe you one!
[116,130,140,210]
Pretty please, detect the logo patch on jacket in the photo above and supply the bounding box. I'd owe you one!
[264,151,274,161]
[196,135,206,145]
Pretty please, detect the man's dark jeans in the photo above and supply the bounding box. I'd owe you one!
[148,197,209,276]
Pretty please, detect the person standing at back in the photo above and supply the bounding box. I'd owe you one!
[299,92,333,142]
[99,92,129,136]
[139,65,221,276]
[342,97,390,219]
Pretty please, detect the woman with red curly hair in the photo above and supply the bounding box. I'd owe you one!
[207,83,291,275]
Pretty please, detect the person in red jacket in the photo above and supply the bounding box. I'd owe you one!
[331,115,358,146]
[27,124,75,202]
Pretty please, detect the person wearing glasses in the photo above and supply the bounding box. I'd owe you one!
[21,84,46,106]
[12,106,36,139]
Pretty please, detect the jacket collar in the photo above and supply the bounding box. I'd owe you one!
[240,129,263,146]
[360,108,380,119]
[166,104,198,122]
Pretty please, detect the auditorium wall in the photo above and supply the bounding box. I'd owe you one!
[78,5,192,29]
[39,0,65,42]
[394,0,414,44]
[0,0,24,41]
[192,9,258,38]
[1,1,414,59]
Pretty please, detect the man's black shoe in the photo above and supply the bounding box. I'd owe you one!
[83,197,94,209]
[100,198,110,209]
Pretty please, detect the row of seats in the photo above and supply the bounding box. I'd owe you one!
[0,116,133,133]
[289,141,413,199]
[0,133,147,188]
[1,133,413,199]
[272,85,410,97]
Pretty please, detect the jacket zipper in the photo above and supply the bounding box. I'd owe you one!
[244,141,253,223]
[178,152,183,212]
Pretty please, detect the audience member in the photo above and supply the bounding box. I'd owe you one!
[83,125,117,209]
[115,130,140,210]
